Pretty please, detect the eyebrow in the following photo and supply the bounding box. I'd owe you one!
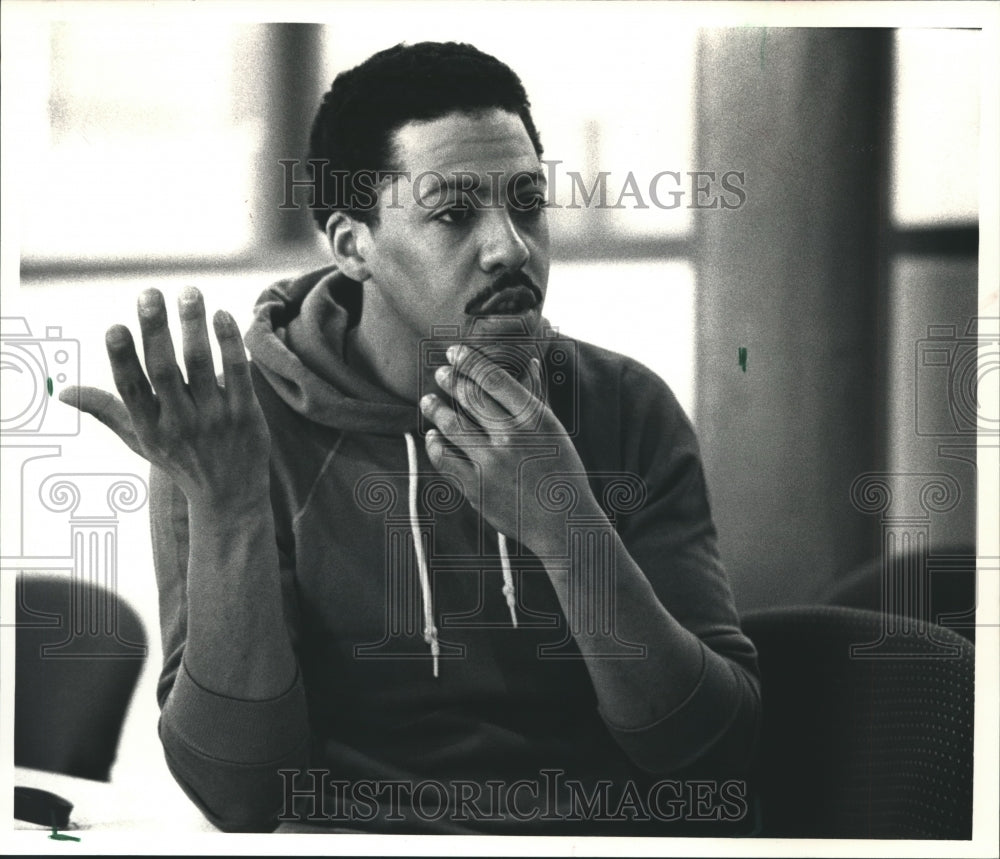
[416,169,548,206]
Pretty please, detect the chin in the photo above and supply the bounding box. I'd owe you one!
[464,307,543,338]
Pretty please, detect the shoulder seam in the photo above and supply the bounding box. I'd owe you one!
[292,433,346,527]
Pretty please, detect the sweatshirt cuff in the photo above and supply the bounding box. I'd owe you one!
[162,660,307,765]
[600,645,742,774]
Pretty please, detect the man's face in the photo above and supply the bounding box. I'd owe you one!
[359,109,550,345]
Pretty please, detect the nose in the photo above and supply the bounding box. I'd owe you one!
[477,209,530,273]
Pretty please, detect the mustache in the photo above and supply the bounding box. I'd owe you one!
[464,270,543,314]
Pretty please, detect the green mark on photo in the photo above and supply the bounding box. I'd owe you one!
[47,377,54,396]
[738,347,748,373]
[49,826,80,842]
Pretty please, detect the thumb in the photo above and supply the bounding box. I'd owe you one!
[60,385,143,456]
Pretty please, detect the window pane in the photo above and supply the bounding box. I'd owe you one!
[891,28,980,227]
[544,261,696,421]
[885,256,981,550]
[19,21,265,262]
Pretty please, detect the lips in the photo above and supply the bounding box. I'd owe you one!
[469,285,539,315]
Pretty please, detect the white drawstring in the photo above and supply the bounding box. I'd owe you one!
[405,432,439,678]
[403,431,519,678]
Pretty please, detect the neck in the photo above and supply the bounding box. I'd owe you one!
[348,289,431,404]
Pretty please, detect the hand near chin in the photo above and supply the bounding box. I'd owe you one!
[59,287,270,512]
[419,344,598,554]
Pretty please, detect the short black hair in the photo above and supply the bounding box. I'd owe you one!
[306,41,544,229]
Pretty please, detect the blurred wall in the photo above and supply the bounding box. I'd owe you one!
[695,30,891,610]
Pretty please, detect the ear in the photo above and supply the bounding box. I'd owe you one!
[326,212,373,282]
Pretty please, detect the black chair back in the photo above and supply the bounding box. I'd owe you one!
[15,573,147,781]
[742,605,974,839]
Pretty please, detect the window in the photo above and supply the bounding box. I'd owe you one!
[17,21,266,263]
[886,28,982,492]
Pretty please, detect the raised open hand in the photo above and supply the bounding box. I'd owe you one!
[60,287,270,510]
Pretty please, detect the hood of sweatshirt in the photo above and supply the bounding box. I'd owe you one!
[245,264,418,437]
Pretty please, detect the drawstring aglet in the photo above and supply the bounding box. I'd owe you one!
[497,532,518,628]
[424,625,440,678]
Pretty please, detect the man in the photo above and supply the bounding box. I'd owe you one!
[63,41,760,834]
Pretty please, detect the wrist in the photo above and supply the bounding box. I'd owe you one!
[528,501,611,559]
[187,483,272,523]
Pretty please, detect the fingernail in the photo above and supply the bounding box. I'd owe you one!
[179,286,200,305]
[434,364,451,384]
[138,290,160,314]
[420,394,436,411]
[105,325,129,347]
[446,345,459,364]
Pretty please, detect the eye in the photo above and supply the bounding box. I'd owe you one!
[513,194,550,217]
[434,205,475,226]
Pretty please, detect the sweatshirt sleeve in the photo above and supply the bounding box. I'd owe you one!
[150,464,310,832]
[589,358,761,776]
